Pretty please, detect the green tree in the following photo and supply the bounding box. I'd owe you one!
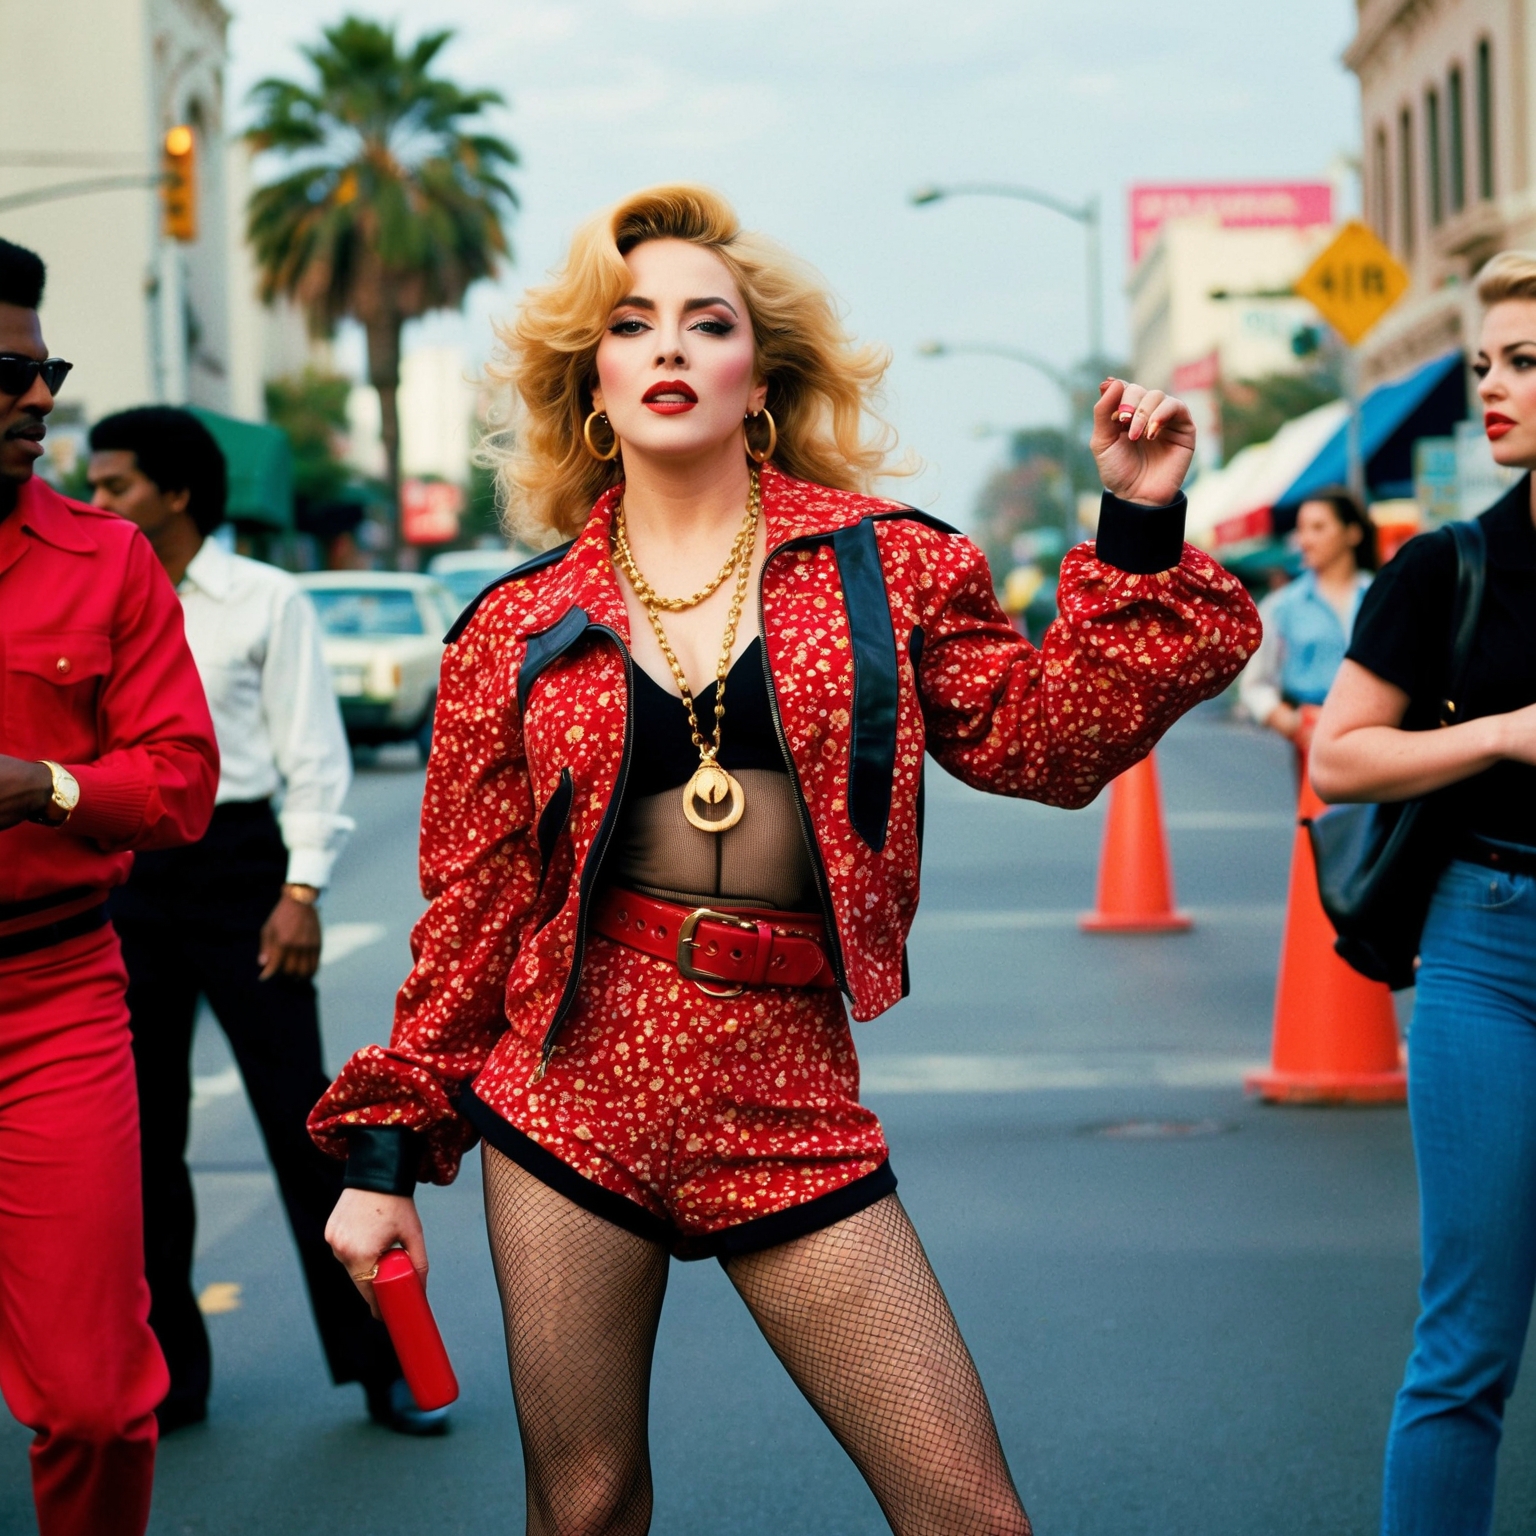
[1220,366,1342,460]
[245,17,517,538]
[264,367,352,508]
[972,427,1096,577]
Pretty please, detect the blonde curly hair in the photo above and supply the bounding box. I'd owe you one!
[482,184,903,545]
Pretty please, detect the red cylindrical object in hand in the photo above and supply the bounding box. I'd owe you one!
[372,1249,459,1410]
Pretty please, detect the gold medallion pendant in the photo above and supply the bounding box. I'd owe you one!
[683,759,745,833]
[613,469,762,839]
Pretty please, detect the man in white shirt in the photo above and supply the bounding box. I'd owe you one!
[88,408,444,1437]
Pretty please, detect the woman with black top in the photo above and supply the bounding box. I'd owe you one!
[311,185,1260,1534]
[1312,251,1536,1536]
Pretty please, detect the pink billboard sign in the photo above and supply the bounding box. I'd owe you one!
[1130,182,1333,263]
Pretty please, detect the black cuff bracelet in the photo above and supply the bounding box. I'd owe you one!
[343,1126,423,1196]
[1094,490,1188,575]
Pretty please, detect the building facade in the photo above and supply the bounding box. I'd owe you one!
[0,0,289,481]
[1126,183,1338,470]
[1348,0,1535,385]
[1129,220,1337,393]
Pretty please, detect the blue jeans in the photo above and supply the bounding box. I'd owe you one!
[1382,855,1536,1536]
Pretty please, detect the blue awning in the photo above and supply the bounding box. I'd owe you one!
[1275,349,1468,513]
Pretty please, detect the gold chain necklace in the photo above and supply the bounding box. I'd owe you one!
[612,469,761,834]
[613,492,756,611]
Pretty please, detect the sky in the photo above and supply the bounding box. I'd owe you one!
[227,0,1360,524]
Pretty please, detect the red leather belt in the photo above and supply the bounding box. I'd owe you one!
[592,887,837,997]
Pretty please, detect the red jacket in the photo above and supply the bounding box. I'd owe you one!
[0,478,218,921]
[311,466,1261,1185]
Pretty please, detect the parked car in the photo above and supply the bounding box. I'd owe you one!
[296,572,458,759]
[427,546,528,613]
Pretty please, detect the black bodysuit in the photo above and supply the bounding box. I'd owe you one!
[609,637,818,911]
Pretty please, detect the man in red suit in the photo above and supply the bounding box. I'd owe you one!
[0,237,218,1536]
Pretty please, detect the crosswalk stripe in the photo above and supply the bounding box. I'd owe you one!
[914,905,1284,933]
[861,1053,1266,1093]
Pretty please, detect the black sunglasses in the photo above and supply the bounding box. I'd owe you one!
[0,354,72,398]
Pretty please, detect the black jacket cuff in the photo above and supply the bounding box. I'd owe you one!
[343,1126,422,1196]
[1094,490,1187,574]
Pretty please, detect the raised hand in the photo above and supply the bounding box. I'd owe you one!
[1091,378,1196,507]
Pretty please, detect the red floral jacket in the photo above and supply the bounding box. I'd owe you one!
[310,465,1260,1186]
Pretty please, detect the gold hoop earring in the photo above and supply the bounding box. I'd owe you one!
[583,410,620,462]
[745,407,777,465]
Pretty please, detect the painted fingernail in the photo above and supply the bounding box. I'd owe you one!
[1118,409,1135,422]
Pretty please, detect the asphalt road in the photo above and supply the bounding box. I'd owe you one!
[8,707,1536,1534]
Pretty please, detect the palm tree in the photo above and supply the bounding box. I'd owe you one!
[245,17,517,540]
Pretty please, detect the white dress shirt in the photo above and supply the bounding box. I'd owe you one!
[177,537,354,889]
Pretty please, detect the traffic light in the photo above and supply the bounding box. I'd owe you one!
[162,125,196,243]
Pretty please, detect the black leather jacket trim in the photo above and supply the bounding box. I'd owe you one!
[834,518,900,852]
[1094,491,1188,575]
[517,606,592,712]
[343,1126,423,1196]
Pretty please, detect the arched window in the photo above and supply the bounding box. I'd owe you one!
[1425,86,1443,226]
[1373,124,1391,238]
[1448,64,1467,214]
[1476,38,1495,200]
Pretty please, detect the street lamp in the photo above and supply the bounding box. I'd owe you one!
[910,182,1103,371]
[916,339,1076,400]
[918,339,1088,537]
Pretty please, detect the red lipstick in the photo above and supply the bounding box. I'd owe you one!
[642,380,697,415]
[1485,411,1516,441]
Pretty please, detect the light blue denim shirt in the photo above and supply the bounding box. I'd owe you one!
[1239,570,1372,722]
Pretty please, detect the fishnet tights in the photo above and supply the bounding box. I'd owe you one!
[484,1146,1030,1536]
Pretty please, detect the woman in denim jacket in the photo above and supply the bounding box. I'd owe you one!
[1240,486,1376,756]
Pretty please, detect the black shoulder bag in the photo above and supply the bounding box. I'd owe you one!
[1306,518,1487,991]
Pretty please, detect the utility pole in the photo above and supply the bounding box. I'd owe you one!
[910,182,1104,375]
[918,340,1084,539]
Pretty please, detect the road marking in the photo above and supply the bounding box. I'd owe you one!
[915,904,1284,933]
[861,1053,1266,1093]
[322,921,388,967]
[198,1282,242,1315]
[191,1065,242,1107]
[1165,811,1294,831]
[186,923,387,1107]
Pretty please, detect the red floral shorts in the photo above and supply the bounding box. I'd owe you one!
[462,932,893,1259]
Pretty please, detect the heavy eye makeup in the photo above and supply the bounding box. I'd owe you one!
[1473,344,1536,378]
[605,316,737,337]
[605,296,740,338]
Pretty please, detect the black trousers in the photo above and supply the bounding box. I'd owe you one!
[110,801,396,1412]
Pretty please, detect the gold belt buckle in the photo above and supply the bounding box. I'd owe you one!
[676,907,756,998]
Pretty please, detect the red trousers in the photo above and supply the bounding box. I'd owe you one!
[0,925,165,1536]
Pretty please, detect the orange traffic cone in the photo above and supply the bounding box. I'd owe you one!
[1245,753,1405,1104]
[1080,751,1192,932]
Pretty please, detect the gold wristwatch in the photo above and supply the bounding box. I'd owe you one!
[33,760,80,826]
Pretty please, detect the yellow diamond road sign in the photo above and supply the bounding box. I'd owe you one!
[1294,221,1411,347]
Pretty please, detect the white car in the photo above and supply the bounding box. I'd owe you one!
[426,546,529,612]
[296,572,459,759]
